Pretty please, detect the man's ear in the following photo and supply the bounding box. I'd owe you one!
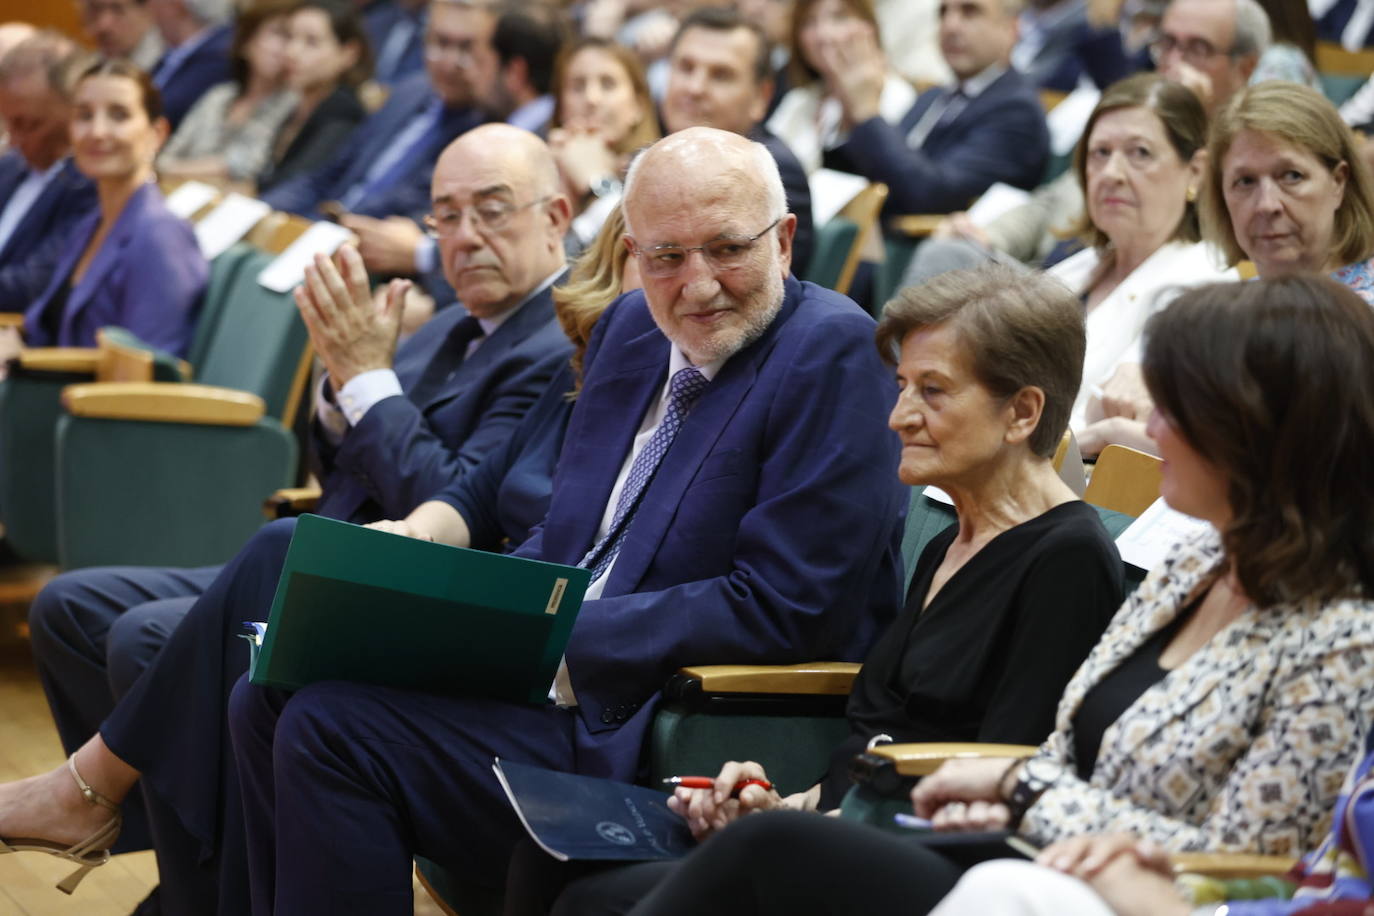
[775,211,796,277]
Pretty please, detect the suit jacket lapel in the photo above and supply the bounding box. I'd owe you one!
[62,184,149,336]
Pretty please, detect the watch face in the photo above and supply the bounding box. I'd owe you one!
[1022,758,1061,786]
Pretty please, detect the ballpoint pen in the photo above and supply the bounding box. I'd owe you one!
[662,776,774,797]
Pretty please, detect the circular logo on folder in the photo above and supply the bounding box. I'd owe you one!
[596,821,637,846]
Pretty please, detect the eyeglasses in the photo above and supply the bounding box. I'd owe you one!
[1148,33,1235,66]
[627,218,783,278]
[423,34,480,64]
[424,196,549,237]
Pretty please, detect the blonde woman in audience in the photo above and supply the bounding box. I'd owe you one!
[6,59,206,359]
[1047,73,1235,459]
[617,275,1374,916]
[764,0,916,174]
[1202,80,1374,301]
[156,0,296,185]
[548,37,658,246]
[255,0,370,193]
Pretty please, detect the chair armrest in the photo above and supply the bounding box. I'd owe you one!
[19,348,101,374]
[1170,852,1297,879]
[62,382,266,426]
[865,742,1038,777]
[890,214,945,237]
[263,486,322,519]
[675,662,861,696]
[0,312,23,328]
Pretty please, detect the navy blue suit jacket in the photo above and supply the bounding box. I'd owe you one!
[1021,0,1134,92]
[831,68,1050,214]
[261,74,486,221]
[0,154,96,309]
[154,24,232,129]
[757,128,814,274]
[515,276,906,779]
[364,0,427,85]
[313,278,572,524]
[23,183,206,355]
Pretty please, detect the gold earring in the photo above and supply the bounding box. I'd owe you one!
[1186,186,1197,202]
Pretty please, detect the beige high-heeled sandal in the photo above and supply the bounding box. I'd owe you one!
[0,755,122,894]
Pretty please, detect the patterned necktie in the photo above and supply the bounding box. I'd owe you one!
[582,366,710,581]
[408,315,483,406]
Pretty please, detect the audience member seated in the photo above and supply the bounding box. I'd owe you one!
[1201,80,1374,296]
[225,126,904,915]
[254,0,371,194]
[548,37,659,249]
[1147,0,1268,115]
[157,0,297,186]
[1049,74,1235,459]
[660,7,814,271]
[614,274,1374,916]
[78,0,164,71]
[364,0,427,85]
[1011,0,1134,93]
[1313,0,1374,50]
[765,0,917,175]
[931,728,1374,914]
[0,32,96,309]
[6,60,205,361]
[11,124,574,912]
[1249,0,1319,86]
[824,0,1050,216]
[147,0,233,129]
[509,262,1128,916]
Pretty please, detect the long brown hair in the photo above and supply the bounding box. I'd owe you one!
[551,38,659,156]
[553,207,630,394]
[1141,275,1374,605]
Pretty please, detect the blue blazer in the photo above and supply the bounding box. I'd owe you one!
[364,0,428,86]
[261,73,486,221]
[313,278,573,524]
[154,24,233,130]
[0,154,96,309]
[1021,0,1134,92]
[515,276,907,779]
[23,182,206,355]
[832,67,1050,214]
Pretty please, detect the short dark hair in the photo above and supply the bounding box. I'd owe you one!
[287,0,374,88]
[671,6,771,85]
[493,1,568,95]
[230,0,295,88]
[1141,275,1374,606]
[875,264,1085,458]
[74,57,163,122]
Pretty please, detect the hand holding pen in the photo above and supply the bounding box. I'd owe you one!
[664,760,783,843]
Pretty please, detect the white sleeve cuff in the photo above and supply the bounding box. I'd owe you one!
[337,368,405,426]
[314,375,348,445]
[414,234,437,275]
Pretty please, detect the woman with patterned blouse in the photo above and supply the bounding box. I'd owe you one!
[611,275,1374,916]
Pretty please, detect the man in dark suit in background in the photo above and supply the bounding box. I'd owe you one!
[0,32,96,311]
[145,0,232,128]
[365,0,429,86]
[227,125,903,915]
[78,0,165,71]
[827,0,1049,215]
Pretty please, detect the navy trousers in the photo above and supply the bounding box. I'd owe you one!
[228,676,581,916]
[96,520,297,915]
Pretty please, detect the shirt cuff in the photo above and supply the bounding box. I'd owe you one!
[314,375,348,446]
[337,368,404,426]
[415,235,437,275]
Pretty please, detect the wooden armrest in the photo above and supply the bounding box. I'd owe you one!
[1171,852,1297,879]
[891,214,946,237]
[0,312,23,327]
[263,486,322,518]
[19,347,101,374]
[865,742,1038,777]
[676,662,861,696]
[62,382,266,426]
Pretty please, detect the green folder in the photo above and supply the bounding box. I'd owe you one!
[249,514,591,704]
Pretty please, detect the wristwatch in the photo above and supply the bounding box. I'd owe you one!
[588,175,622,200]
[1004,757,1062,827]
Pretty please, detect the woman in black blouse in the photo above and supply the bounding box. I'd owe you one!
[505,264,1126,916]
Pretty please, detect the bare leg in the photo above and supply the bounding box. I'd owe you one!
[0,735,137,848]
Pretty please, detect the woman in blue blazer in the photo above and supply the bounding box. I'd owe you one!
[20,59,207,357]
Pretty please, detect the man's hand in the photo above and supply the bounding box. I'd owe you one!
[933,212,993,248]
[340,214,426,276]
[816,20,886,126]
[364,519,433,540]
[294,244,409,392]
[1168,60,1214,112]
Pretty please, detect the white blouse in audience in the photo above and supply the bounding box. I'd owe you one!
[1047,240,1236,433]
[766,72,917,175]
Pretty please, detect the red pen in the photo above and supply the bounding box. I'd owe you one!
[662,776,774,796]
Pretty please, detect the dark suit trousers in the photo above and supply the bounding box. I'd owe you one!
[28,565,217,855]
[97,520,298,915]
[228,674,581,916]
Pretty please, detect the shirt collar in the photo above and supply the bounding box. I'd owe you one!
[506,95,554,134]
[668,343,725,382]
[476,264,564,337]
[956,63,1007,100]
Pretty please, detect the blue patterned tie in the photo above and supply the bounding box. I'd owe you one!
[582,366,709,581]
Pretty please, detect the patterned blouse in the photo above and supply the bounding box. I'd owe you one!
[1014,528,1374,856]
[1333,256,1374,305]
[158,83,298,181]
